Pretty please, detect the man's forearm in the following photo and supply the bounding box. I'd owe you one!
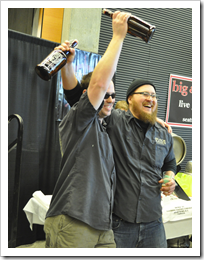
[87,11,129,110]
[61,63,78,90]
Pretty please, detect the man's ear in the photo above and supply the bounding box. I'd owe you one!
[128,95,132,104]
[82,89,87,94]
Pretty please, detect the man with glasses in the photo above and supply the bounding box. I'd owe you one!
[105,78,176,248]
[44,10,129,248]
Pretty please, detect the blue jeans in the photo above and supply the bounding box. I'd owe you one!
[112,214,167,248]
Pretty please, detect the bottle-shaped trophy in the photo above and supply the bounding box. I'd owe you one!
[102,9,156,43]
[35,39,78,81]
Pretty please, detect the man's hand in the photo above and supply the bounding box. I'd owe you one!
[158,177,176,196]
[112,11,130,41]
[156,118,172,134]
[54,40,77,64]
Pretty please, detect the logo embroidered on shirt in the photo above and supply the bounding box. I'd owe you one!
[155,137,166,145]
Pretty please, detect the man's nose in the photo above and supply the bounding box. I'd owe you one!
[105,96,114,102]
[146,95,153,101]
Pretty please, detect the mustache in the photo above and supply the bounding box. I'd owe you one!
[132,103,158,125]
[143,101,153,106]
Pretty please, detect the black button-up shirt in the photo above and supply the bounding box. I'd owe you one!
[105,109,176,223]
[46,92,116,230]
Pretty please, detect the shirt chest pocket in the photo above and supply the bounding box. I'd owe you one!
[125,136,141,158]
[144,141,168,169]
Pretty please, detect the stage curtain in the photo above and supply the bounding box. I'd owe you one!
[8,29,62,246]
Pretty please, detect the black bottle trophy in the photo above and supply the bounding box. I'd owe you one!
[35,40,78,81]
[102,9,156,43]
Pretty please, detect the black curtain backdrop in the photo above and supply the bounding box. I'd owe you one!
[8,30,62,246]
[8,29,101,247]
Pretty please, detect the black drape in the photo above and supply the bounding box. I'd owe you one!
[8,29,102,247]
[8,30,62,247]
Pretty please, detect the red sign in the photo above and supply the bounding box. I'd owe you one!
[165,74,192,128]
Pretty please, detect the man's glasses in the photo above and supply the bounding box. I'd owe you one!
[132,92,158,100]
[104,92,116,99]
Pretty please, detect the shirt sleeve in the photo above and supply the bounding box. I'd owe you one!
[162,158,177,174]
[61,91,104,135]
[63,81,83,107]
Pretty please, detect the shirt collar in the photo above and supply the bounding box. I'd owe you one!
[126,110,135,123]
[126,109,159,130]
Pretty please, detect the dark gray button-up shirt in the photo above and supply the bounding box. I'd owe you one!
[105,109,176,223]
[46,92,116,230]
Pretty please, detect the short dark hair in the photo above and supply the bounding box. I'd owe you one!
[80,71,115,92]
[81,72,93,91]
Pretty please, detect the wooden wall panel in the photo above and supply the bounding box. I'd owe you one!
[41,8,64,43]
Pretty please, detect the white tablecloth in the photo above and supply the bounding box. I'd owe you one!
[23,191,52,230]
[23,191,192,239]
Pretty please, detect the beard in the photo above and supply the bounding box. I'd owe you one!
[132,103,158,125]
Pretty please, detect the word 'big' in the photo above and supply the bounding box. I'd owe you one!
[172,80,192,96]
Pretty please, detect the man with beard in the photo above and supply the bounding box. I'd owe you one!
[105,78,176,248]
